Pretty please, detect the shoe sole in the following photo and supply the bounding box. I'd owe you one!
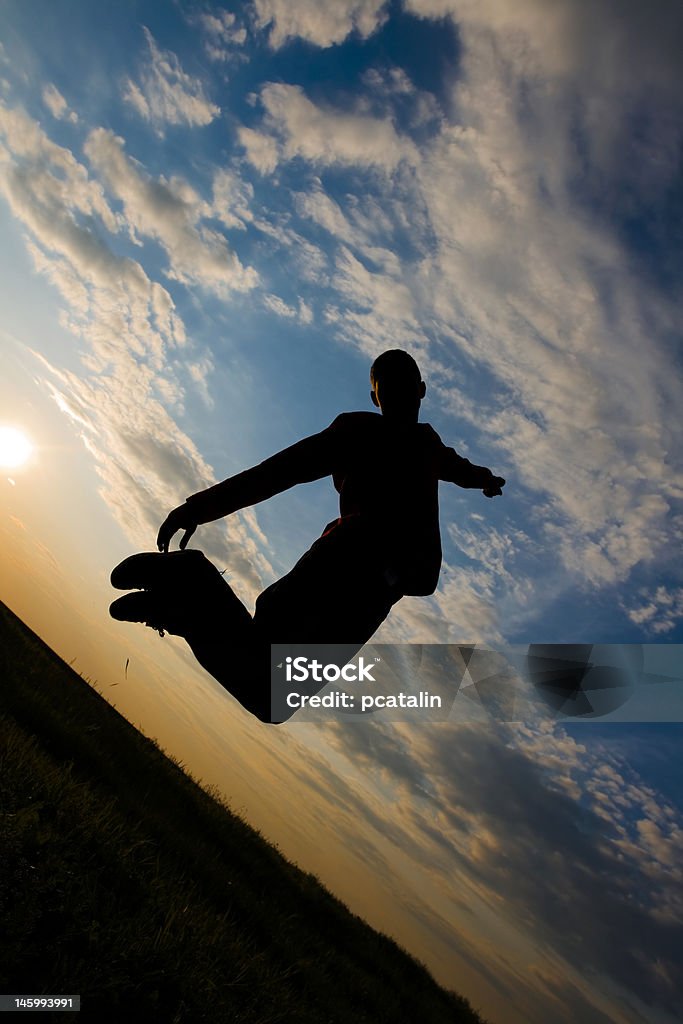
[109,592,155,622]
[109,592,188,637]
[110,549,205,590]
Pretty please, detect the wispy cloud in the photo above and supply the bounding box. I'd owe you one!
[196,9,247,62]
[253,0,389,49]
[625,586,683,636]
[263,292,312,323]
[123,26,220,131]
[42,83,78,123]
[84,128,258,295]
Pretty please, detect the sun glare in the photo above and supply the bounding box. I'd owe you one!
[0,426,34,469]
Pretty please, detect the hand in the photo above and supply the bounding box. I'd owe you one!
[157,504,198,553]
[483,475,505,498]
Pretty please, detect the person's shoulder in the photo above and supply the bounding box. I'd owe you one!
[418,421,445,446]
[335,411,380,423]
[331,411,382,430]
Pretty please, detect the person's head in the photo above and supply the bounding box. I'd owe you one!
[370,349,426,422]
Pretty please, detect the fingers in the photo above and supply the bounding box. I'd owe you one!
[157,510,180,552]
[157,506,197,552]
[179,525,197,550]
[157,523,171,553]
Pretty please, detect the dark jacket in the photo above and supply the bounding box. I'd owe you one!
[184,412,497,596]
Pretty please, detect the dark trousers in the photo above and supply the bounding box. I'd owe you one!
[177,518,402,723]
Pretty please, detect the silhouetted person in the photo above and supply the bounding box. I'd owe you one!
[110,350,505,722]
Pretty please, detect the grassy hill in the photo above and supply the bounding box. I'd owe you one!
[0,600,489,1023]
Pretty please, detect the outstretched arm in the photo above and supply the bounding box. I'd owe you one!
[437,443,505,498]
[157,419,340,552]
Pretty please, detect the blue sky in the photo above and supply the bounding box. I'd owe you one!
[1,3,682,1023]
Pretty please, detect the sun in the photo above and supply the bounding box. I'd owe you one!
[0,426,34,469]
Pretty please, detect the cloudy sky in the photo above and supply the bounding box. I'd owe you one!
[1,2,682,1022]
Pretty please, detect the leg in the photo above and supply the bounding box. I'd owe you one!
[254,517,401,644]
[184,636,273,724]
[253,518,403,720]
[110,550,275,723]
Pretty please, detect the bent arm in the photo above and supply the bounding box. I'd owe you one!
[157,418,341,551]
[184,420,339,524]
[438,443,505,495]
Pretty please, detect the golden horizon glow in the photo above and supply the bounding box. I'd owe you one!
[0,426,34,469]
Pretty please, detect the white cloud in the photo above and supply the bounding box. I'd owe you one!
[325,244,422,356]
[363,66,415,97]
[448,520,521,584]
[0,105,119,235]
[625,586,683,636]
[361,66,442,131]
[42,83,78,123]
[431,564,501,642]
[84,128,258,295]
[368,561,504,647]
[211,169,254,229]
[298,297,313,324]
[1,153,148,307]
[237,125,279,174]
[123,27,220,131]
[241,83,419,173]
[295,185,356,244]
[197,10,247,61]
[295,183,418,281]
[251,215,330,283]
[187,356,215,409]
[263,292,314,324]
[263,293,297,318]
[253,0,388,49]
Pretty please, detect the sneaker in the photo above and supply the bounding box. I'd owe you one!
[109,592,188,637]
[110,549,208,591]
